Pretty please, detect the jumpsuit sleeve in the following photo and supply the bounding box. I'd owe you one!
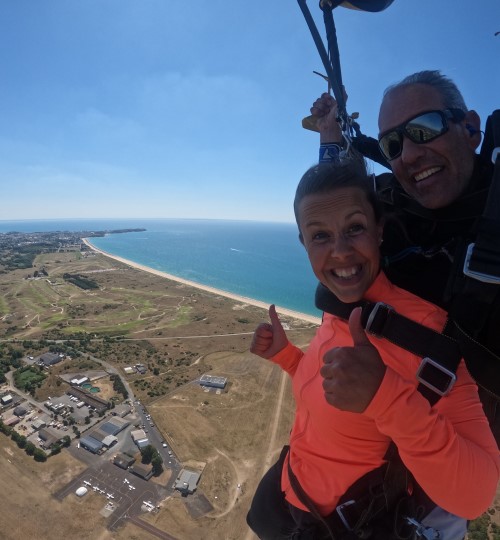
[270,341,305,377]
[364,360,499,519]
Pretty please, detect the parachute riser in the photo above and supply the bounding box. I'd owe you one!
[297,0,347,119]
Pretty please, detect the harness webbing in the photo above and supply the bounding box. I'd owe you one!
[315,283,462,405]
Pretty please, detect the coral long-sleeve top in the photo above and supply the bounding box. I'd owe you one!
[272,272,499,520]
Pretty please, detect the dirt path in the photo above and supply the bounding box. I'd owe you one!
[243,368,288,540]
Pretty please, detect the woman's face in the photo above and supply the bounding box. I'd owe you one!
[298,186,383,303]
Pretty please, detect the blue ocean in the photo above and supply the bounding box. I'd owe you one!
[0,219,321,317]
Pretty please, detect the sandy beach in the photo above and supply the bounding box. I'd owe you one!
[82,238,321,325]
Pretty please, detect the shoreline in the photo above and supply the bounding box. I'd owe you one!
[82,238,321,325]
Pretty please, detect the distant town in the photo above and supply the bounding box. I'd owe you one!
[1,345,228,532]
[0,228,145,272]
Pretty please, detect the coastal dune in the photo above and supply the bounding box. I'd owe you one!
[83,238,321,325]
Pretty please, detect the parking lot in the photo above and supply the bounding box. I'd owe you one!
[54,460,169,530]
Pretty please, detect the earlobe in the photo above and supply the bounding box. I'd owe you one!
[464,110,481,150]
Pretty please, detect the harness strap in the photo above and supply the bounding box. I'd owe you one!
[286,449,389,539]
[315,283,462,405]
[286,443,434,539]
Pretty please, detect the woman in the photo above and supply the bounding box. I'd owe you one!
[246,160,499,540]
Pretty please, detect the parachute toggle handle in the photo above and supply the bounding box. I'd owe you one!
[301,71,359,137]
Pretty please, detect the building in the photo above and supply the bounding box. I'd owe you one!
[130,462,153,481]
[174,469,201,495]
[75,486,88,497]
[199,374,227,389]
[13,405,28,417]
[32,419,46,430]
[102,435,118,448]
[3,416,20,427]
[39,428,59,449]
[67,387,108,413]
[1,394,13,406]
[70,376,89,386]
[113,453,135,470]
[123,367,135,375]
[112,404,131,418]
[40,352,62,367]
[80,435,104,454]
[131,428,149,449]
[100,416,130,435]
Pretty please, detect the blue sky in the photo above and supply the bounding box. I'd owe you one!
[1,1,499,223]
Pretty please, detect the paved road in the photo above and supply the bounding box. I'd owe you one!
[128,516,178,540]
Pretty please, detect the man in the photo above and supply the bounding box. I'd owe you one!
[311,70,499,435]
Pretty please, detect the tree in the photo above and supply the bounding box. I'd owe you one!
[33,448,47,462]
[152,454,163,476]
[140,444,155,464]
[25,442,36,456]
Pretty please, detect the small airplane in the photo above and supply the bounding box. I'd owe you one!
[83,480,91,486]
[123,479,129,484]
[128,484,136,490]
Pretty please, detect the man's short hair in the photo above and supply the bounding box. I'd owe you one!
[383,70,468,111]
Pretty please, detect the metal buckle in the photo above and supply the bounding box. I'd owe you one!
[416,357,456,397]
[365,302,394,337]
[463,243,500,284]
[405,517,440,539]
[336,500,356,531]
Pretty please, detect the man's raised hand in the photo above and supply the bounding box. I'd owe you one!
[250,304,288,360]
[320,307,386,412]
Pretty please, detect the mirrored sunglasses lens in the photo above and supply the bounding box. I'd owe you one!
[405,112,446,143]
[380,132,402,160]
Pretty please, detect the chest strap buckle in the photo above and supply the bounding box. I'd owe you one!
[365,302,394,337]
[416,357,456,397]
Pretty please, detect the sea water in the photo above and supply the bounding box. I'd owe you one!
[0,218,321,317]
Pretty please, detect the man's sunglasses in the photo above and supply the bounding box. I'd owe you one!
[378,108,466,161]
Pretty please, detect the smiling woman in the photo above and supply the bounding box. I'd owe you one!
[294,162,383,304]
[246,159,499,540]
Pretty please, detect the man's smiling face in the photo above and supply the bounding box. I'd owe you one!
[378,84,479,209]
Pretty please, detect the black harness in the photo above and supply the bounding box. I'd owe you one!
[315,286,461,404]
